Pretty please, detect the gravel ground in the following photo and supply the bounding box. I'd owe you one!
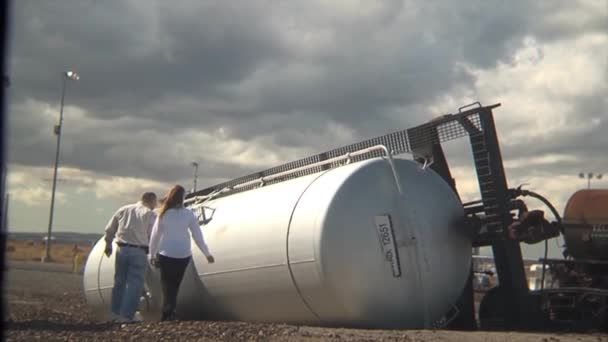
[4,268,607,341]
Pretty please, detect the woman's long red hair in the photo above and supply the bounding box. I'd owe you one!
[158,185,186,218]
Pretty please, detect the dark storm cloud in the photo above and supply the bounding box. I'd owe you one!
[7,0,604,187]
[9,1,285,115]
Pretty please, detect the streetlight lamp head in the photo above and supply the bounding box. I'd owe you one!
[192,162,199,167]
[64,71,80,81]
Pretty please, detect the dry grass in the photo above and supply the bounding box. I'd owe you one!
[6,239,92,264]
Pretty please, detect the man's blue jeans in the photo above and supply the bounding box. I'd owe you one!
[111,245,147,320]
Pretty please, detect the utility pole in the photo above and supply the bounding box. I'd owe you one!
[579,172,603,189]
[191,162,199,193]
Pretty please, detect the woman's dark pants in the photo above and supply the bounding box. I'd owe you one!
[158,254,191,321]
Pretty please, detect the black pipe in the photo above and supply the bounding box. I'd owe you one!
[518,190,563,225]
[517,189,563,291]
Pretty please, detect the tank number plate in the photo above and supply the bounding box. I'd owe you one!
[375,215,402,277]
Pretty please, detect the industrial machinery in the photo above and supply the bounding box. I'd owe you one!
[84,102,607,331]
[527,189,608,331]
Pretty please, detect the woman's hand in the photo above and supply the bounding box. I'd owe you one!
[206,255,215,264]
[148,255,160,268]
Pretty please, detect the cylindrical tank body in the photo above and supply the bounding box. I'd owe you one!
[563,189,608,260]
[84,158,471,329]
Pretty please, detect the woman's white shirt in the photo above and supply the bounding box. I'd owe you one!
[149,207,211,259]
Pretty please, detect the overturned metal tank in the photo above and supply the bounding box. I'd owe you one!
[84,157,471,329]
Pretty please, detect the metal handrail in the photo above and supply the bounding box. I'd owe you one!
[236,145,403,194]
[185,144,404,205]
[185,188,230,205]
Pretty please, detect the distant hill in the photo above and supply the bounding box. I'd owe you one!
[8,231,102,245]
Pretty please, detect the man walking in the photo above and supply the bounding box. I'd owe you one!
[104,192,157,322]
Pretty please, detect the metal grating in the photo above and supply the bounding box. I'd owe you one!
[188,104,498,200]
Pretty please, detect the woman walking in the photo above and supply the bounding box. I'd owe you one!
[148,185,215,321]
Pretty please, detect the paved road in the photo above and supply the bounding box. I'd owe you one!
[6,260,84,274]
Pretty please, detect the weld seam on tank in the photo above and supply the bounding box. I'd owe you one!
[407,166,431,328]
[285,171,328,324]
[200,263,288,276]
[413,235,430,327]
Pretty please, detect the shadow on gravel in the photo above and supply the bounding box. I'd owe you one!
[6,320,117,332]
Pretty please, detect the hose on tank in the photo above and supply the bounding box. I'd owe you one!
[518,190,563,227]
[516,189,563,291]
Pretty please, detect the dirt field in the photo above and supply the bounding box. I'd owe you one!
[6,240,92,264]
[4,266,607,342]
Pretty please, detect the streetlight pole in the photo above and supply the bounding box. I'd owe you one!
[191,162,199,193]
[2,192,10,233]
[43,71,79,262]
[3,193,8,232]
[579,172,603,190]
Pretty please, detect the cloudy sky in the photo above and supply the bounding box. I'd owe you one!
[5,1,607,258]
